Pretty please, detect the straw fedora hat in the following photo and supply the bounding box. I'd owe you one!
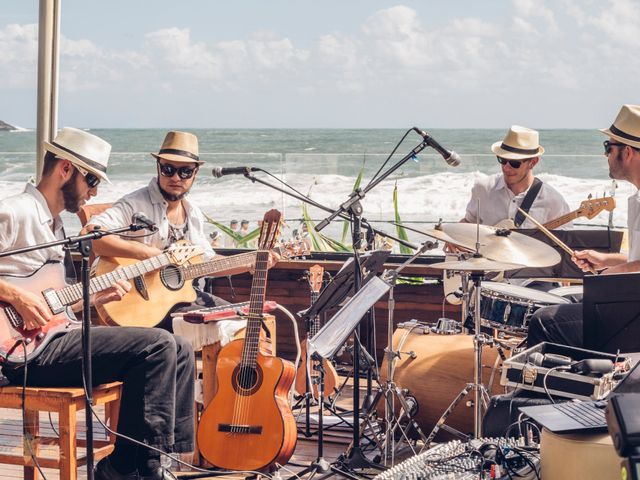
[44,127,111,183]
[491,125,545,160]
[151,131,203,165]
[600,104,640,149]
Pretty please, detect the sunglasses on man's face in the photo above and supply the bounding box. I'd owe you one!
[157,161,198,180]
[497,157,530,169]
[76,166,100,188]
[603,140,627,156]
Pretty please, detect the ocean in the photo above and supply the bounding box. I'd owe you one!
[0,128,631,249]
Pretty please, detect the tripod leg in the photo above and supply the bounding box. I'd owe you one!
[424,384,473,447]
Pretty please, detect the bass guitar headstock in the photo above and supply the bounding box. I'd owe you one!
[578,196,616,220]
[308,264,324,294]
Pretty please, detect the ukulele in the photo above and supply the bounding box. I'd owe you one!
[294,265,339,398]
[196,209,297,472]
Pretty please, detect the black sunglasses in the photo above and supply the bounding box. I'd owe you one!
[157,161,198,180]
[76,166,101,188]
[497,157,530,169]
[603,140,627,155]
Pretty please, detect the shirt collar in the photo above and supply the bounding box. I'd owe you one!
[24,183,59,228]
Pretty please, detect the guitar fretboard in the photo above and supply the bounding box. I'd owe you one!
[543,211,578,230]
[181,252,256,280]
[55,253,172,307]
[240,250,270,368]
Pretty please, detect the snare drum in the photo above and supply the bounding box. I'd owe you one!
[548,285,584,303]
[479,282,571,334]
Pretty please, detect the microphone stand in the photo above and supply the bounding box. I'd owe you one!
[231,132,434,475]
[0,223,148,480]
[313,135,431,473]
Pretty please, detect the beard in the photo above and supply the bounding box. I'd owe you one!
[157,178,188,202]
[62,170,83,213]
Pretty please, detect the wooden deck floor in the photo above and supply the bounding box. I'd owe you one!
[0,379,401,479]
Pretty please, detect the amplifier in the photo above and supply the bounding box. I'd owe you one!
[373,438,539,480]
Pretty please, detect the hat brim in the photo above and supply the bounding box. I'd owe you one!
[151,152,205,165]
[491,141,544,160]
[44,141,111,183]
[599,128,640,149]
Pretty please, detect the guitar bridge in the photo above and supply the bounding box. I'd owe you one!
[218,424,262,434]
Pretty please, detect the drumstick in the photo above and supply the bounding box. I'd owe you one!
[516,207,598,274]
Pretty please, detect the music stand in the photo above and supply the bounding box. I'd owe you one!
[299,250,390,322]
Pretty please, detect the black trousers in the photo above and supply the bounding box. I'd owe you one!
[527,303,584,348]
[4,326,195,454]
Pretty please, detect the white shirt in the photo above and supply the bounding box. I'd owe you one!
[464,174,572,229]
[627,191,640,262]
[88,179,215,260]
[0,183,65,276]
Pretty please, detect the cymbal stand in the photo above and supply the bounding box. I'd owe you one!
[425,268,493,446]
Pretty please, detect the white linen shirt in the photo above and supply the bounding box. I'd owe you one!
[0,183,65,276]
[464,174,572,229]
[627,191,640,262]
[88,179,215,260]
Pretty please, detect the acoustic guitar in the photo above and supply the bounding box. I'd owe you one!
[95,241,307,328]
[294,264,339,398]
[0,244,202,365]
[197,209,297,472]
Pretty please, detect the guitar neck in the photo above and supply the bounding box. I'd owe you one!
[59,252,173,306]
[309,291,320,337]
[241,250,270,367]
[543,211,579,230]
[181,251,256,280]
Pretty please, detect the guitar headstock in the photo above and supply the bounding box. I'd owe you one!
[165,243,205,264]
[308,264,324,293]
[277,240,311,260]
[258,209,283,250]
[577,196,616,219]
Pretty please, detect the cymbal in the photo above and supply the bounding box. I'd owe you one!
[430,256,524,272]
[389,223,463,248]
[442,223,562,268]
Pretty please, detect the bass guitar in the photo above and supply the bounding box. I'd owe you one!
[95,241,307,328]
[197,209,297,472]
[294,264,339,398]
[0,244,202,365]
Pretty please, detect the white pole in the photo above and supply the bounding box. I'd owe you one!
[36,0,61,181]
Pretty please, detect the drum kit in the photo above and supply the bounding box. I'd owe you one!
[408,223,563,441]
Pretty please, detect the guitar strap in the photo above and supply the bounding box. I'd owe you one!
[513,177,543,228]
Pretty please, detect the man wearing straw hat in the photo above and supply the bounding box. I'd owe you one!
[462,125,570,229]
[86,131,274,330]
[0,127,190,479]
[528,105,640,347]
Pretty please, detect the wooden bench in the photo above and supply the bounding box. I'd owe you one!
[0,381,122,480]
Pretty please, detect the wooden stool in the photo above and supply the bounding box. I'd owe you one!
[0,381,122,480]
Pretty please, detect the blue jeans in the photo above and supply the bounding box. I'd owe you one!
[4,326,195,454]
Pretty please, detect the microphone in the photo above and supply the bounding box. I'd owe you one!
[132,212,158,232]
[211,166,260,178]
[413,127,461,167]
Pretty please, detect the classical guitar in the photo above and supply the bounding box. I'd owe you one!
[95,241,307,328]
[0,244,202,365]
[493,196,616,230]
[294,264,339,399]
[197,209,297,472]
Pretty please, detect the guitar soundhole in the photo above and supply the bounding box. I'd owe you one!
[160,265,185,291]
[232,365,263,396]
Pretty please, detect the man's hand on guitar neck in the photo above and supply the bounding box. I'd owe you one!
[93,279,131,306]
[248,250,280,275]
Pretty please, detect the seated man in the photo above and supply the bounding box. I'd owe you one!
[85,131,273,330]
[463,125,571,229]
[528,104,640,348]
[0,128,192,480]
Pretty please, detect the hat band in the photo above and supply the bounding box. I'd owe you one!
[609,124,640,143]
[500,143,539,155]
[51,141,107,173]
[158,148,200,161]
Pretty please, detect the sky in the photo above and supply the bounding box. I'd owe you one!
[1,0,640,129]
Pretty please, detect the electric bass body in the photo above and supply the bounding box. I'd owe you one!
[197,339,297,471]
